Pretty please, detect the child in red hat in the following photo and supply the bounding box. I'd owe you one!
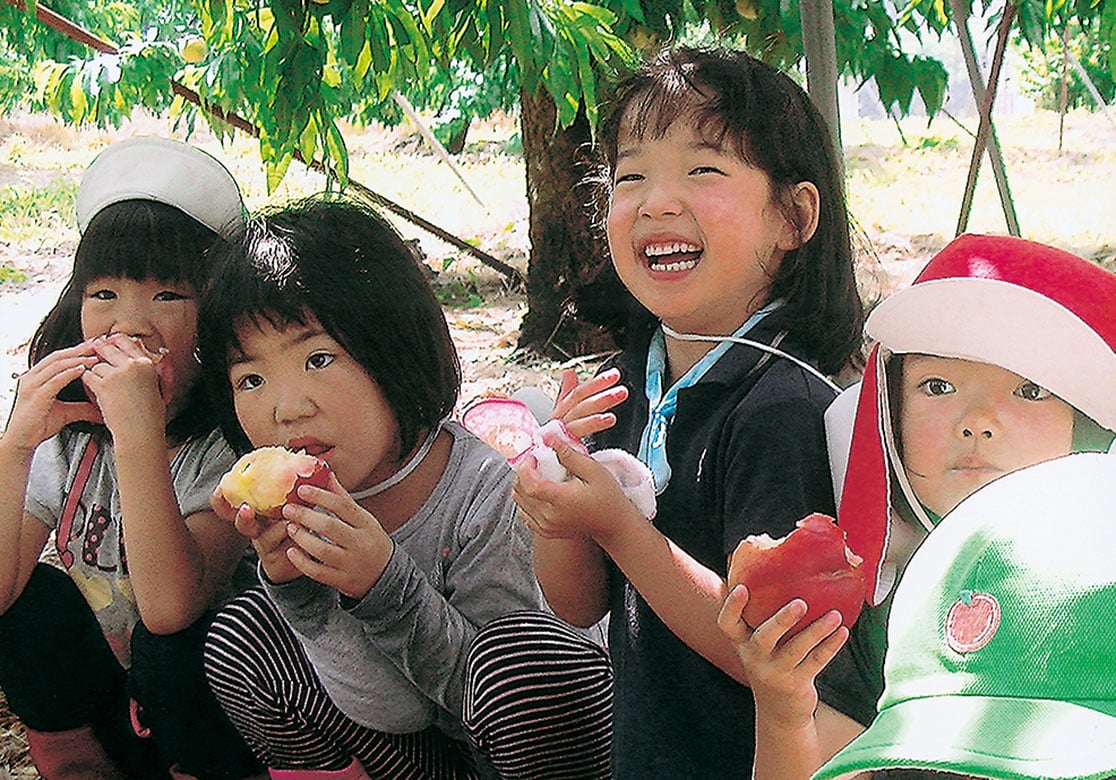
[719,233,1116,779]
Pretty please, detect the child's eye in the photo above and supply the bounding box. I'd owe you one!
[87,288,117,301]
[1016,381,1053,401]
[690,165,725,176]
[919,378,955,397]
[233,373,264,392]
[613,171,644,185]
[154,289,192,302]
[306,352,334,371]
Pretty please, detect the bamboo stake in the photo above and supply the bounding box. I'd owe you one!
[950,0,1019,237]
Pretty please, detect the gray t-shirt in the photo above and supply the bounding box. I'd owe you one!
[265,421,543,737]
[25,427,238,667]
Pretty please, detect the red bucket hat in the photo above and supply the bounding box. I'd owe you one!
[834,234,1116,604]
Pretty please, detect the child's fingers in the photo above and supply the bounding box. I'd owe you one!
[293,479,374,531]
[777,610,846,668]
[553,369,627,418]
[542,433,609,483]
[512,459,565,502]
[285,540,366,599]
[511,481,556,527]
[795,624,850,678]
[253,518,293,552]
[89,335,129,364]
[750,599,809,652]
[20,360,94,402]
[563,412,620,441]
[285,519,344,566]
[555,368,580,406]
[285,543,332,583]
[554,368,619,406]
[232,503,272,539]
[209,489,238,522]
[717,584,753,642]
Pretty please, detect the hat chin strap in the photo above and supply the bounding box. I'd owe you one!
[873,349,937,604]
[878,349,936,535]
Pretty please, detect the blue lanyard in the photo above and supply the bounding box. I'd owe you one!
[638,302,781,494]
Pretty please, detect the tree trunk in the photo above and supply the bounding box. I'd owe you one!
[518,87,617,360]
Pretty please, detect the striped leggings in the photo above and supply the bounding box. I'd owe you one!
[203,587,613,779]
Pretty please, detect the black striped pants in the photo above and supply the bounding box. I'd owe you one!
[203,587,613,779]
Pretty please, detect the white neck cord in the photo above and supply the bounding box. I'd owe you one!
[660,323,841,395]
[349,422,443,500]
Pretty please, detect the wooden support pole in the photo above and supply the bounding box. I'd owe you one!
[951,0,1020,236]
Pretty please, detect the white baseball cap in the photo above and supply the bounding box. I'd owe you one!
[75,136,245,238]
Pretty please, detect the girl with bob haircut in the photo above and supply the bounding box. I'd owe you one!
[199,195,613,780]
[0,136,260,779]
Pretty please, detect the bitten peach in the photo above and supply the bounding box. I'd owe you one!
[727,513,867,639]
[218,446,332,519]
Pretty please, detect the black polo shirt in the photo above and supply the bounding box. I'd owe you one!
[594,312,838,779]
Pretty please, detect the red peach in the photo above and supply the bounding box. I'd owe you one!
[727,513,867,640]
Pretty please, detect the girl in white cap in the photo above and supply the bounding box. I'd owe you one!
[718,233,1116,780]
[0,137,262,779]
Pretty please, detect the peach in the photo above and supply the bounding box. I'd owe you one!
[727,513,866,639]
[218,446,332,519]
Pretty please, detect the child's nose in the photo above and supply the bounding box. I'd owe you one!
[958,402,999,440]
[273,387,316,424]
[110,303,155,338]
[638,183,683,218]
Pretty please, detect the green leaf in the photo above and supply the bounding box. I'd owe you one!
[421,0,446,34]
[1104,0,1116,77]
[323,114,349,182]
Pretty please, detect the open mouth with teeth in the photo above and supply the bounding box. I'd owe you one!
[644,241,703,272]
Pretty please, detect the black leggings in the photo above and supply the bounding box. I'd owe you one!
[0,563,262,779]
[205,587,613,779]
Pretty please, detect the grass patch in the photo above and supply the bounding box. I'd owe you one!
[0,178,78,245]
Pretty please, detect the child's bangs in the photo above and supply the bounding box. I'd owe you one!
[226,307,313,364]
[215,229,318,361]
[618,80,748,165]
[74,200,215,289]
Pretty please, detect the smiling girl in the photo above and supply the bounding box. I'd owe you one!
[510,46,864,778]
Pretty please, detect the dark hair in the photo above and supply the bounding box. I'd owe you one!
[198,195,461,455]
[29,199,222,442]
[587,46,864,375]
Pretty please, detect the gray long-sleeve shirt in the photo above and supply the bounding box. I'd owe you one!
[264,422,543,737]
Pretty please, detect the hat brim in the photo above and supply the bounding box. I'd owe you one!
[814,695,1116,780]
[867,277,1116,432]
[75,136,244,238]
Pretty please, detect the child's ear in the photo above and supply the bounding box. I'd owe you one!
[776,182,820,251]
